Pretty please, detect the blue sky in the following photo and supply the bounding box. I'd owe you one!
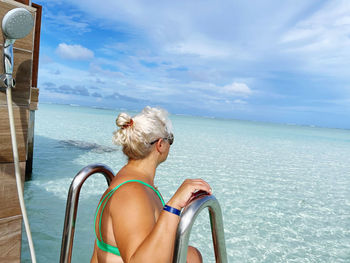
[35,0,350,129]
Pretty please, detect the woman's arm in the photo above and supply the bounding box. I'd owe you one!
[110,179,211,263]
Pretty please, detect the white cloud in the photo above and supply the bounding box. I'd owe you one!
[89,63,124,78]
[56,43,94,60]
[233,99,247,104]
[45,10,91,34]
[38,62,97,91]
[279,0,350,76]
[40,55,54,64]
[220,82,252,97]
[166,35,235,58]
[280,28,322,44]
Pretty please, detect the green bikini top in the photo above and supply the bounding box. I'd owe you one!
[94,179,165,256]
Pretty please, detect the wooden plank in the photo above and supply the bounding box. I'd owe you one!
[14,0,29,5]
[1,0,36,12]
[29,87,38,111]
[29,101,38,111]
[0,215,22,263]
[11,49,33,106]
[29,87,39,110]
[0,49,33,106]
[30,87,39,103]
[0,162,25,219]
[31,3,42,88]
[0,106,29,162]
[0,1,35,52]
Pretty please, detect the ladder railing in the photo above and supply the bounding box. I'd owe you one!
[173,193,228,263]
[59,164,115,263]
[60,164,227,263]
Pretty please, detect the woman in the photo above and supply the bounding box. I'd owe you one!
[91,107,212,263]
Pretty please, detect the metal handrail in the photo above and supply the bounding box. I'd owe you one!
[59,164,115,263]
[59,163,227,263]
[173,194,228,263]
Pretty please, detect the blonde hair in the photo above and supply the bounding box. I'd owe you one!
[113,106,173,160]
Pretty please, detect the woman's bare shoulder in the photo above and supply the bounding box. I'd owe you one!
[109,181,154,213]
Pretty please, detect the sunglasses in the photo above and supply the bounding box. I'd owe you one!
[150,133,174,145]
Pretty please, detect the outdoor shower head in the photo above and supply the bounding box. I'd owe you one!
[1,7,34,88]
[2,7,34,42]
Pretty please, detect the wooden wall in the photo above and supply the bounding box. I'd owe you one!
[0,0,41,262]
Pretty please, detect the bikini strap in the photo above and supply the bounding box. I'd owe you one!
[94,179,165,243]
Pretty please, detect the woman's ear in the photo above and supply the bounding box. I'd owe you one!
[155,139,165,153]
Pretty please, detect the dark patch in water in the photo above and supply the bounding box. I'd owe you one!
[58,140,118,153]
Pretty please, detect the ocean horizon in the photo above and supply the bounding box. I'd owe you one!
[39,102,350,131]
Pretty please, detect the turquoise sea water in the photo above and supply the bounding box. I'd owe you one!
[22,103,350,262]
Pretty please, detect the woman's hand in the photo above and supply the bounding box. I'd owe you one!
[167,179,212,210]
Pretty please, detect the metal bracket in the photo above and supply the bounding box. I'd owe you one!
[0,74,16,89]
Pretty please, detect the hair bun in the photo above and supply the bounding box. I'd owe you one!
[113,106,172,160]
[116,113,133,129]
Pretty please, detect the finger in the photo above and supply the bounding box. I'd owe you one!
[189,182,212,194]
[189,179,211,187]
[190,180,211,188]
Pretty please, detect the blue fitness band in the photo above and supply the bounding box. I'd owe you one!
[163,205,181,216]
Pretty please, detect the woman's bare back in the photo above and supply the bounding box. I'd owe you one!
[91,170,163,263]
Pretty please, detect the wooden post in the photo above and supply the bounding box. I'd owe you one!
[25,109,35,180]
